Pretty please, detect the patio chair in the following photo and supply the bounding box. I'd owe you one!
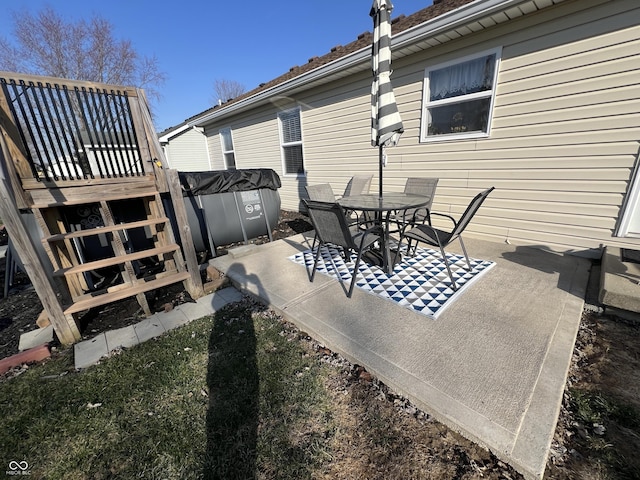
[303,199,380,298]
[392,177,439,230]
[394,187,494,290]
[305,184,339,249]
[341,175,374,227]
[305,183,337,202]
[342,175,373,197]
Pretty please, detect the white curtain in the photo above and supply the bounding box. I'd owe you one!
[429,54,495,102]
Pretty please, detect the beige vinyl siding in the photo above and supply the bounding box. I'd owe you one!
[378,0,640,255]
[204,104,298,207]
[164,128,209,171]
[475,0,640,254]
[205,132,224,170]
[197,0,640,255]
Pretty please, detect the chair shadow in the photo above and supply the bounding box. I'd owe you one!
[203,265,267,479]
[500,244,592,294]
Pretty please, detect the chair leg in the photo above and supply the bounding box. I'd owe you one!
[392,233,407,266]
[458,236,472,271]
[438,245,458,291]
[348,247,366,298]
[392,241,402,267]
[310,243,323,282]
[410,239,417,256]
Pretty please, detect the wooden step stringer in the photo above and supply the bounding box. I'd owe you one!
[33,190,192,318]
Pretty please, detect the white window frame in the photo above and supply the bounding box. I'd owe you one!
[420,47,501,143]
[219,127,236,170]
[616,154,640,238]
[277,107,305,177]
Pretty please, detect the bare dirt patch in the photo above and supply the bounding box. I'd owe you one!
[545,311,640,479]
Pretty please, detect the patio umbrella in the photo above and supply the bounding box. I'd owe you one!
[370,0,404,198]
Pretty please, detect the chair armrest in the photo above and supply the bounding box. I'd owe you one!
[429,212,457,227]
[403,207,431,225]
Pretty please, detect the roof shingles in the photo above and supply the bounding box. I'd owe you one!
[178,0,475,127]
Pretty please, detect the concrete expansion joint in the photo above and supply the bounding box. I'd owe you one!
[281,281,336,310]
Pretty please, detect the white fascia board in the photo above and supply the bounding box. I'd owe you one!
[158,123,192,143]
[190,0,549,127]
[393,0,546,49]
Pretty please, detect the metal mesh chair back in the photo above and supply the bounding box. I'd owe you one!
[302,199,379,297]
[305,183,336,202]
[450,187,494,239]
[396,186,494,290]
[404,178,438,205]
[304,200,352,248]
[396,177,439,225]
[343,175,373,197]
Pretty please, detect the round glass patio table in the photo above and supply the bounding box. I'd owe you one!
[338,193,431,274]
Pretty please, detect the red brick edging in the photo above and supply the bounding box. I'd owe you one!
[0,344,51,375]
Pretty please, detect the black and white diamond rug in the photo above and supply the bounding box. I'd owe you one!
[289,245,495,319]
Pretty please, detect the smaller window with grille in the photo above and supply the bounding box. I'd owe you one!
[278,107,305,176]
[219,127,236,170]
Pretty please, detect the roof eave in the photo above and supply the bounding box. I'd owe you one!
[191,0,557,128]
[158,122,193,143]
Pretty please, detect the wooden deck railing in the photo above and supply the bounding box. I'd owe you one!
[0,72,150,189]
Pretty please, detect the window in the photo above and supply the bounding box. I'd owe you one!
[278,107,305,175]
[421,49,501,141]
[219,128,236,169]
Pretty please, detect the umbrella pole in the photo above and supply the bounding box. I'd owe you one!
[379,144,383,199]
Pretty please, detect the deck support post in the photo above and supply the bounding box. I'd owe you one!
[165,168,205,299]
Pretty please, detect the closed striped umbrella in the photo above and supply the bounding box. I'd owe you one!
[370,0,404,197]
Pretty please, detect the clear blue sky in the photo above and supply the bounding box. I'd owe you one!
[0,1,431,132]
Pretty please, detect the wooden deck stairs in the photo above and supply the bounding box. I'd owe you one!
[0,72,203,345]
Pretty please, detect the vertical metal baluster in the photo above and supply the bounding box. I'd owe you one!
[1,80,40,179]
[119,92,143,175]
[23,82,58,180]
[38,83,70,180]
[49,83,79,180]
[95,88,123,177]
[111,90,136,176]
[76,87,107,178]
[62,85,92,179]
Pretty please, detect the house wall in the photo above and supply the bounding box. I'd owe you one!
[163,127,210,171]
[205,103,304,207]
[379,0,640,256]
[201,0,640,256]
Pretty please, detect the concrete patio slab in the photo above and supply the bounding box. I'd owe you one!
[210,233,590,480]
